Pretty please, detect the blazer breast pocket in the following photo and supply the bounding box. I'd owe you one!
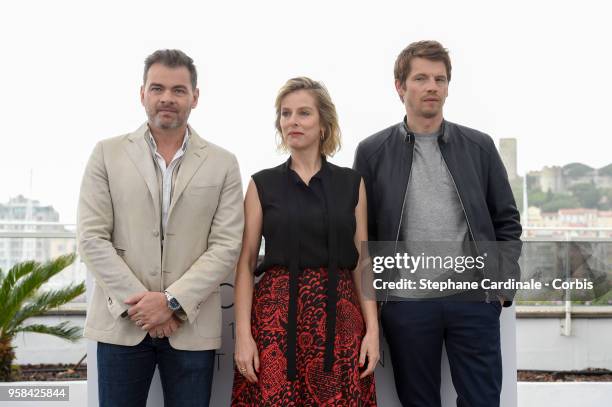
[182,185,222,220]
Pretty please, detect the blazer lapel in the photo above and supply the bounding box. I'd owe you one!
[124,123,161,220]
[167,126,208,218]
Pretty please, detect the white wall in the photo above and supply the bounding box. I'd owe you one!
[517,318,612,371]
[517,382,612,407]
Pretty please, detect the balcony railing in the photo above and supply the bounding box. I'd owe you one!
[1,223,611,328]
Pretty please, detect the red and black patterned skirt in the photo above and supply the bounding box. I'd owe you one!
[231,266,377,406]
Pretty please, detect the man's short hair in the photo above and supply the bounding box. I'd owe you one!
[143,49,197,89]
[394,40,452,85]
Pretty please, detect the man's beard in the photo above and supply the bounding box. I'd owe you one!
[153,115,181,129]
[420,106,440,119]
[421,110,438,119]
[146,107,188,129]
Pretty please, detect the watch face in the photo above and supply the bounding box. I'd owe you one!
[165,292,180,310]
[169,298,180,310]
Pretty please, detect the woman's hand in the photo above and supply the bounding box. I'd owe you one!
[359,329,380,378]
[234,332,260,383]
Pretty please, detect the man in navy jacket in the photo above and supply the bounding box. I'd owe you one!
[353,40,522,407]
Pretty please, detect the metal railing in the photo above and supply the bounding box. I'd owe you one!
[521,226,612,335]
[1,223,611,333]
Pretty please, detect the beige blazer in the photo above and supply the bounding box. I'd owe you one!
[77,123,244,350]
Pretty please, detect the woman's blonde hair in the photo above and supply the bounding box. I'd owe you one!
[274,77,341,156]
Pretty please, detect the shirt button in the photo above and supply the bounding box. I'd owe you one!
[107,297,113,305]
[153,231,160,237]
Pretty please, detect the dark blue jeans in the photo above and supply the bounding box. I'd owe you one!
[97,335,215,407]
[381,300,503,407]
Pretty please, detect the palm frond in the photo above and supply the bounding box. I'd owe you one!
[0,261,37,305]
[0,261,38,330]
[14,321,82,342]
[0,254,76,331]
[6,282,85,335]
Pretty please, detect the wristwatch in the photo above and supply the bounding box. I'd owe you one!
[164,291,182,312]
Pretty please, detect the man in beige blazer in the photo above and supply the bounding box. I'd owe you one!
[77,49,244,407]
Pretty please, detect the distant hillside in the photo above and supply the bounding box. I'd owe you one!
[599,163,612,176]
[523,162,612,211]
[563,163,593,177]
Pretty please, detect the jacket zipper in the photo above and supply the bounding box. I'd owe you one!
[394,144,413,243]
[386,134,414,304]
[439,149,491,302]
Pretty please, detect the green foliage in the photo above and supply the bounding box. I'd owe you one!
[527,162,612,211]
[598,188,612,210]
[510,178,524,213]
[527,184,612,211]
[592,290,612,305]
[568,183,601,208]
[0,254,84,381]
[527,186,581,212]
[541,194,580,212]
[528,189,548,207]
[14,322,82,339]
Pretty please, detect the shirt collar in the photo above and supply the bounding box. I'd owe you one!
[146,127,190,155]
[283,155,330,184]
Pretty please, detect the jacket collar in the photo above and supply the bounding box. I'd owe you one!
[401,115,450,144]
[123,122,209,220]
[127,122,207,149]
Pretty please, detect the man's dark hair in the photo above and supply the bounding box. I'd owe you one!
[143,49,197,89]
[394,40,452,85]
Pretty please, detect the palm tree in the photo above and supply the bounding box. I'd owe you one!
[0,253,85,381]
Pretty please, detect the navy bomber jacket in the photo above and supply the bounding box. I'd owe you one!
[353,118,523,305]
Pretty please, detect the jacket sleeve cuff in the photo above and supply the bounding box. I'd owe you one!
[174,308,188,321]
[166,290,200,324]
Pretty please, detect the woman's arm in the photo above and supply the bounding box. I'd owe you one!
[352,178,380,378]
[234,179,263,383]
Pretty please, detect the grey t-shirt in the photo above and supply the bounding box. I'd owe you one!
[400,131,468,242]
[395,130,474,297]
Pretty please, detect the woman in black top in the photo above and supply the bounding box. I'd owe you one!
[232,77,379,406]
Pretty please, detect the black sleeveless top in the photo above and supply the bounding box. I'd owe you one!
[251,156,362,380]
[253,157,361,274]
